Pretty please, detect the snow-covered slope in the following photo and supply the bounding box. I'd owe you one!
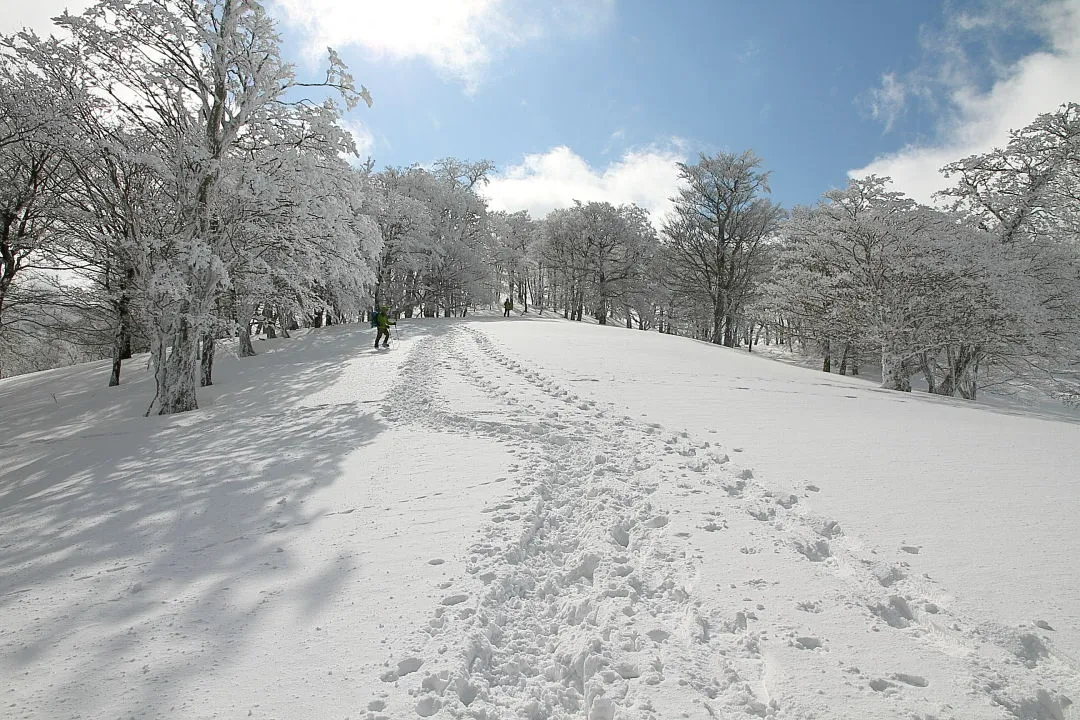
[482,317,1080,660]
[1,316,1077,719]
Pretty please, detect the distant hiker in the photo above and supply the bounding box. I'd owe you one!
[503,298,513,317]
[373,307,395,348]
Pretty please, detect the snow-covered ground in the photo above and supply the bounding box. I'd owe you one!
[1,315,1078,719]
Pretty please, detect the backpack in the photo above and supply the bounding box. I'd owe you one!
[369,308,378,328]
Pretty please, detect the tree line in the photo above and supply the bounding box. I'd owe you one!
[2,0,1077,411]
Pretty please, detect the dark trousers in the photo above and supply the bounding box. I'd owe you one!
[375,327,390,347]
[503,308,511,317]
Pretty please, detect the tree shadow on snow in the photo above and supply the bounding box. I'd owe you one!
[0,321,438,716]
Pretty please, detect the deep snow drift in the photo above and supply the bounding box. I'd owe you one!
[1,315,1078,719]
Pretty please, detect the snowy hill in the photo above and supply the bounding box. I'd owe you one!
[2,316,1078,719]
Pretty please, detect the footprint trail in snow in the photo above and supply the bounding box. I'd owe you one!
[365,325,1078,720]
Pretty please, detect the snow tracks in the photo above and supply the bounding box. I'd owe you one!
[366,324,1078,720]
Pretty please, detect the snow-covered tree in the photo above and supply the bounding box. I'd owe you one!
[0,49,77,368]
[425,159,493,315]
[569,201,657,325]
[208,117,380,367]
[365,168,433,312]
[662,151,783,346]
[537,207,589,320]
[775,177,1008,393]
[371,160,493,317]
[488,210,535,310]
[623,248,670,330]
[532,201,657,324]
[27,0,372,412]
[62,126,158,387]
[939,102,1080,401]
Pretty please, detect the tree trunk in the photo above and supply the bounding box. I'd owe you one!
[919,351,935,393]
[822,339,831,373]
[595,273,608,325]
[0,233,19,332]
[117,272,134,359]
[880,344,912,392]
[108,351,124,388]
[234,293,257,357]
[238,322,256,357]
[710,297,724,344]
[535,266,544,314]
[722,313,736,347]
[154,314,200,414]
[960,354,979,400]
[108,282,134,387]
[838,343,850,376]
[200,332,215,387]
[938,345,980,399]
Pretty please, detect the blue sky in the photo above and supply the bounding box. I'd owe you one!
[6,0,1079,219]
[298,2,946,204]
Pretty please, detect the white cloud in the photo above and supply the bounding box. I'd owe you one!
[868,73,908,133]
[271,0,503,87]
[338,119,375,164]
[270,0,613,89]
[483,143,687,226]
[0,0,91,36]
[850,0,1080,204]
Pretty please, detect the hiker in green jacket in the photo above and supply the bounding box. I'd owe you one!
[374,307,395,348]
